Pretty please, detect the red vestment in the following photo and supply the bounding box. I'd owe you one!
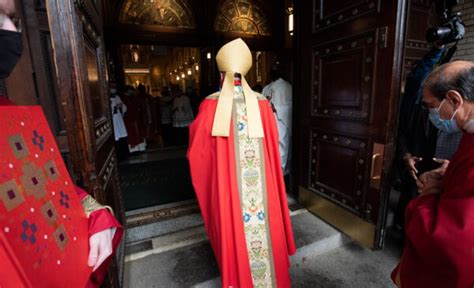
[0,98,123,287]
[392,133,474,287]
[187,96,296,288]
[122,95,146,149]
[76,187,124,288]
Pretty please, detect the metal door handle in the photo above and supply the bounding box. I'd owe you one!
[370,153,382,180]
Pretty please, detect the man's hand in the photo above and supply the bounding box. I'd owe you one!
[416,158,449,195]
[88,228,114,272]
[403,153,422,181]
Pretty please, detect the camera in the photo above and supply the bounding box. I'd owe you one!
[426,0,465,45]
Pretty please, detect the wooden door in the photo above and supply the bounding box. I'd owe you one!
[295,0,408,249]
[42,0,124,285]
[3,0,124,285]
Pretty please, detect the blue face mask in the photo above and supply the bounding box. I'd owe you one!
[428,99,461,133]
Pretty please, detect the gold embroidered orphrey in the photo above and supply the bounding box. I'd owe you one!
[233,86,276,287]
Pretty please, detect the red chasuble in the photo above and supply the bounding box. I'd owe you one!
[392,133,474,287]
[187,90,296,288]
[0,105,123,287]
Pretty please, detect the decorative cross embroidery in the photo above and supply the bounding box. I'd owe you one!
[32,130,45,151]
[21,220,38,244]
[59,191,70,209]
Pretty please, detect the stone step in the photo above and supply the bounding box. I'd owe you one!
[125,225,208,262]
[289,237,401,287]
[125,200,204,244]
[124,210,349,288]
[192,240,401,288]
[125,194,300,245]
[124,208,309,260]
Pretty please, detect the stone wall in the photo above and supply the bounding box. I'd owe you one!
[454,0,474,61]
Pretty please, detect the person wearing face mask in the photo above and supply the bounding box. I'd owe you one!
[0,2,123,287]
[391,60,474,288]
[394,44,462,232]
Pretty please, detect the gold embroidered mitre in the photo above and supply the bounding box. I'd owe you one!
[212,38,264,138]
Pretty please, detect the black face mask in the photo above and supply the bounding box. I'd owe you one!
[0,30,22,79]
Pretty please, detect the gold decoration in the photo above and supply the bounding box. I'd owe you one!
[119,0,195,28]
[215,0,271,36]
[80,195,114,218]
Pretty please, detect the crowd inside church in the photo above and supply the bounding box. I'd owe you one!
[1,0,474,287]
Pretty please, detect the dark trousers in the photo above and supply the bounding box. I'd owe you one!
[115,137,129,162]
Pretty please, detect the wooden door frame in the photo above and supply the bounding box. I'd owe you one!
[45,0,123,286]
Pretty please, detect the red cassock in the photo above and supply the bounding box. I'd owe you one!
[0,103,123,288]
[187,96,296,288]
[392,133,474,287]
[122,95,146,148]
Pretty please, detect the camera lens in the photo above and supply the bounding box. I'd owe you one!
[426,26,452,43]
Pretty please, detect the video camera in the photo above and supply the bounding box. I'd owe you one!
[426,0,465,45]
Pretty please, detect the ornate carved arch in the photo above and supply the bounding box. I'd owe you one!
[214,0,271,36]
[119,0,195,28]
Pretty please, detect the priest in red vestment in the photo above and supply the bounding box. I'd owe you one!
[392,61,474,287]
[122,86,147,152]
[187,38,296,288]
[0,4,123,286]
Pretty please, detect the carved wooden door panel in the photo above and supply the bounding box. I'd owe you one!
[16,0,79,176]
[295,0,408,248]
[44,0,124,286]
[402,0,440,81]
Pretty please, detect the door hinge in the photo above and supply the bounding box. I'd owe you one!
[378,26,388,49]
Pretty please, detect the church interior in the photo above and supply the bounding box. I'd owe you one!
[2,0,474,287]
[106,0,288,212]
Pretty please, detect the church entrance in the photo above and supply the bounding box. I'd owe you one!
[116,45,201,212]
[5,0,463,286]
[115,42,282,230]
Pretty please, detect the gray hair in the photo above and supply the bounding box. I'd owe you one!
[423,61,474,101]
